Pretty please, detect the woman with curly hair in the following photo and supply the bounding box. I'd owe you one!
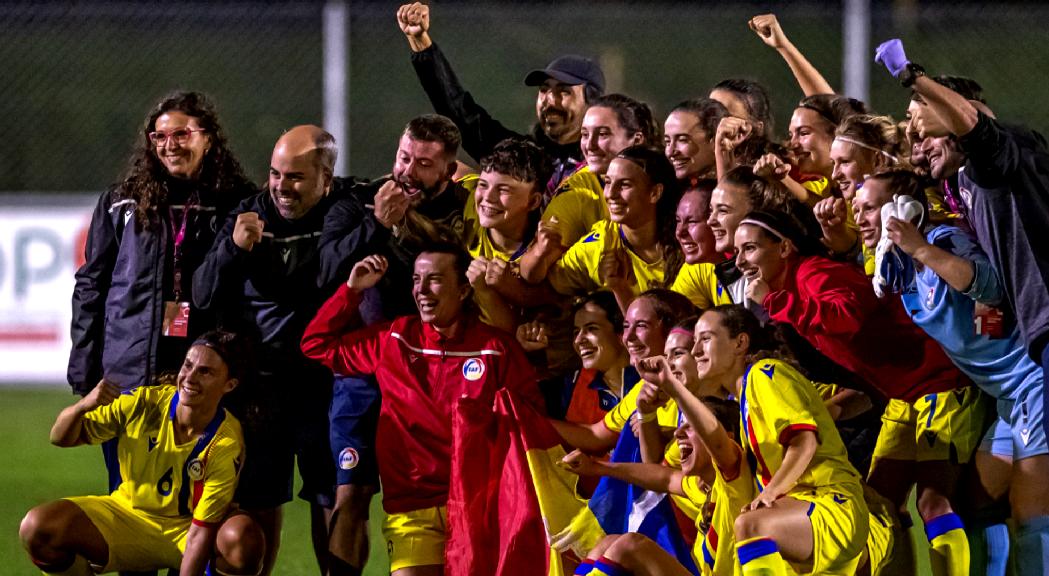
[69,90,254,405]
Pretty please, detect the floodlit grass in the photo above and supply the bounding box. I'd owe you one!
[2,387,938,575]
[1,387,388,575]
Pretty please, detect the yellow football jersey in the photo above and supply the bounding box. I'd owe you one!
[460,174,534,263]
[548,220,665,296]
[738,359,860,493]
[543,166,608,247]
[684,458,755,576]
[671,262,733,310]
[82,385,244,526]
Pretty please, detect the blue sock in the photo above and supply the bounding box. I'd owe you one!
[1017,515,1049,576]
[982,523,1010,576]
[592,556,630,576]
[573,559,595,575]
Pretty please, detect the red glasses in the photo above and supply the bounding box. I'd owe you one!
[148,127,206,147]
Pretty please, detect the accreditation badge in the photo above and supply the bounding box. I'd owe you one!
[162,301,191,337]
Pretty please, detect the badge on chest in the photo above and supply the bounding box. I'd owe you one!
[462,358,486,382]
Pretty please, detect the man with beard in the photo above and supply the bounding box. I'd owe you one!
[396,2,604,199]
[315,114,468,575]
[192,125,342,575]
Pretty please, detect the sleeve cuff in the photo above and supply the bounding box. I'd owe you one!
[778,423,818,446]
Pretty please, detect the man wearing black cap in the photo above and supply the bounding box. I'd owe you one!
[397,2,605,200]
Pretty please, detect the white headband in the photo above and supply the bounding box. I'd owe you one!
[834,136,899,164]
[739,218,785,241]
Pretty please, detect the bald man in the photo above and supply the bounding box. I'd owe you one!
[193,125,351,575]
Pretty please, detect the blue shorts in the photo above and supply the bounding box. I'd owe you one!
[330,375,381,486]
[980,385,1048,460]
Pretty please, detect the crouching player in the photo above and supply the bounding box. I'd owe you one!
[19,331,263,576]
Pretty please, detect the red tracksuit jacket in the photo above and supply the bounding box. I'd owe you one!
[302,284,543,513]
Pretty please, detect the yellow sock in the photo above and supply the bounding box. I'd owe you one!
[736,537,789,576]
[926,513,970,576]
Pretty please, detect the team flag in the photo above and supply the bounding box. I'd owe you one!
[586,424,701,575]
[446,388,600,575]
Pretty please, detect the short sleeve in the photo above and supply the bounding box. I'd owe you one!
[671,263,717,309]
[548,236,599,295]
[543,185,606,247]
[747,361,820,446]
[81,392,138,445]
[680,474,710,508]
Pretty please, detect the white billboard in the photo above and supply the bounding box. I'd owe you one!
[0,194,96,385]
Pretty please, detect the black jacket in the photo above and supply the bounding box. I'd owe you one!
[192,189,350,370]
[68,179,253,394]
[410,42,583,196]
[958,112,1049,358]
[321,176,468,322]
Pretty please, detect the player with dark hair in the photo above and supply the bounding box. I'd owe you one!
[21,331,263,576]
[461,138,554,330]
[862,168,1049,575]
[876,44,1049,457]
[664,98,730,185]
[397,2,604,197]
[545,93,660,247]
[524,146,684,317]
[710,78,774,139]
[302,245,543,575]
[736,208,979,575]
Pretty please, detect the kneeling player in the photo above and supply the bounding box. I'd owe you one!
[19,331,263,576]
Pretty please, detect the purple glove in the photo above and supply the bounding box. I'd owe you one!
[875,39,909,77]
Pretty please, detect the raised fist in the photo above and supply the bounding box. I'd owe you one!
[515,321,550,352]
[466,257,491,291]
[716,116,753,153]
[753,153,790,181]
[749,14,789,49]
[536,216,564,253]
[232,212,265,252]
[80,379,121,412]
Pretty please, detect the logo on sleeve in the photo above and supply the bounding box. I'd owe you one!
[582,232,601,243]
[338,447,359,470]
[462,358,486,381]
[759,363,776,379]
[187,458,204,481]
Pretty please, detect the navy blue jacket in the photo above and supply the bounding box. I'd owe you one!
[192,184,363,371]
[68,180,253,394]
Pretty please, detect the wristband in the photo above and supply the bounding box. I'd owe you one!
[899,62,926,88]
[636,411,657,424]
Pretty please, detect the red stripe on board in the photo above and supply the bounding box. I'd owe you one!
[0,327,61,343]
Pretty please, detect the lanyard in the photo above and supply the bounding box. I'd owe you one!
[168,194,198,301]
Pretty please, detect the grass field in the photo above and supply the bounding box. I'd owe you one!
[3,387,937,575]
[1,387,389,575]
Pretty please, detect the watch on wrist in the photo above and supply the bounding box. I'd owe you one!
[899,62,926,88]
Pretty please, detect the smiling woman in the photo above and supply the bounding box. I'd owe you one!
[68,91,255,493]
